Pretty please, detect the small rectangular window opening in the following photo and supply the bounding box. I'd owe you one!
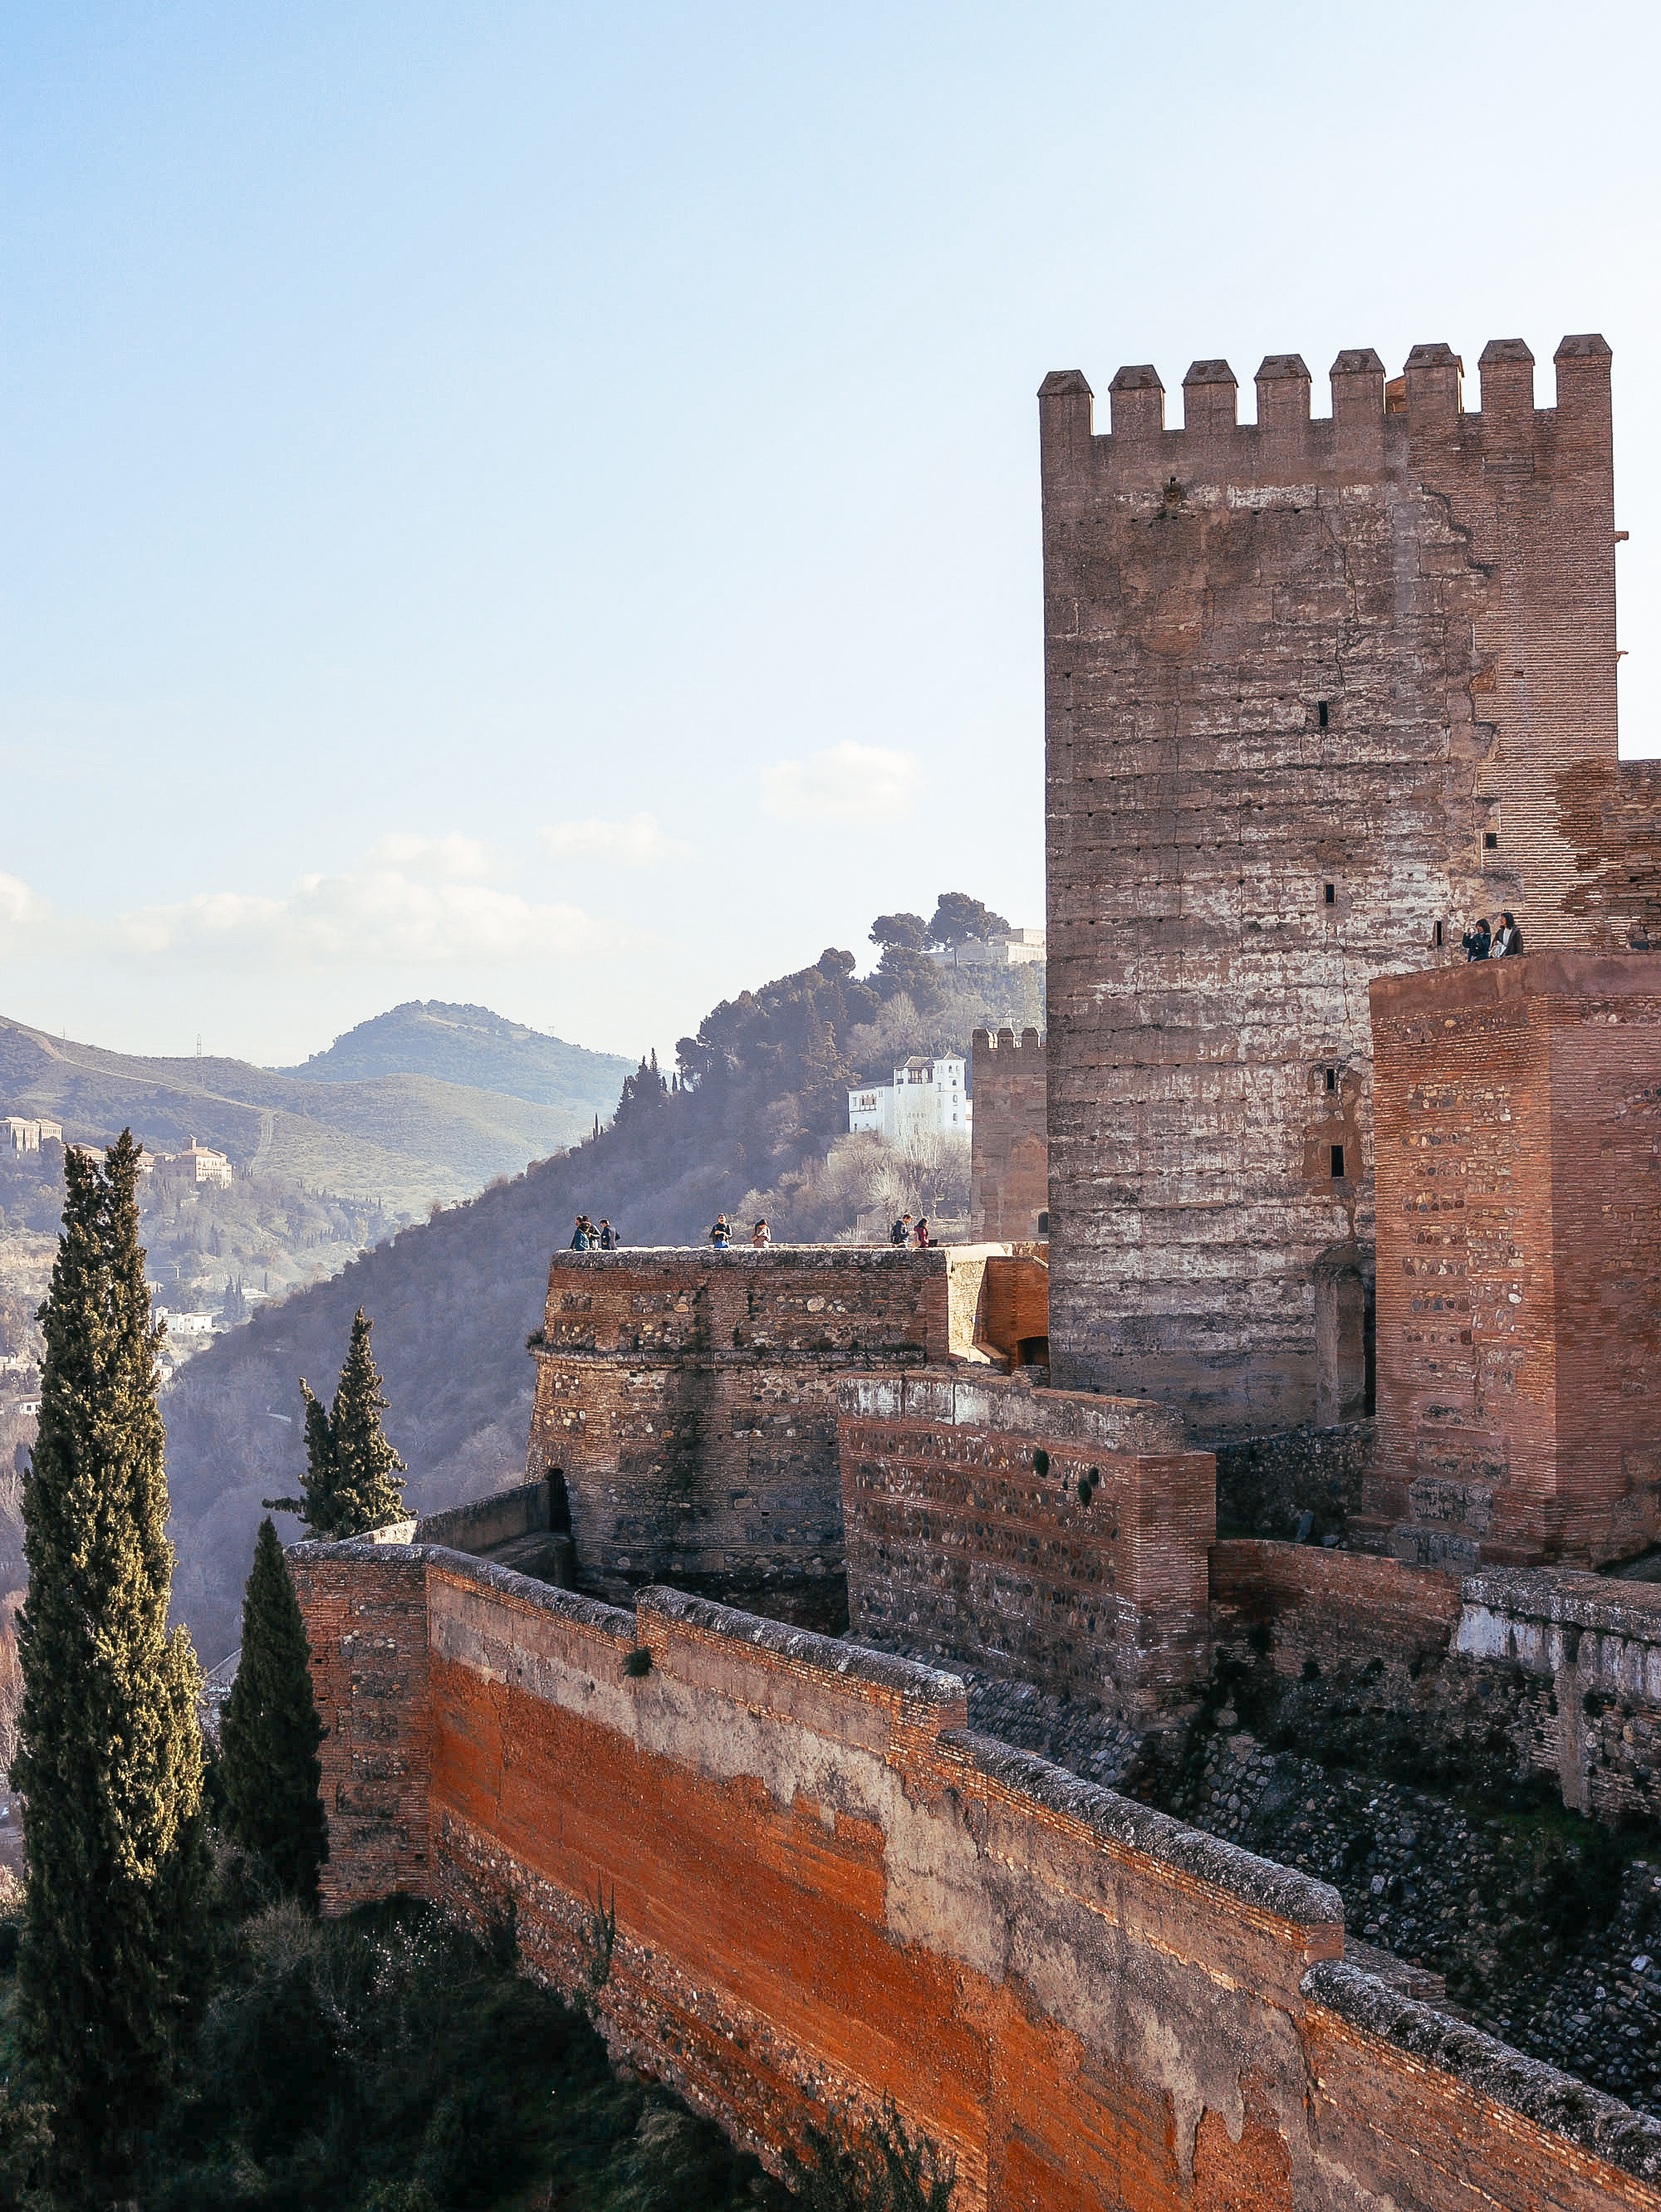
[1330,1143,1346,1179]
[1324,883,1335,905]
[1484,831,1499,851]
[1317,700,1330,730]
[1433,920,1444,948]
[1324,1068,1337,1094]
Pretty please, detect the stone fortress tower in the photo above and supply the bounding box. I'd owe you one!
[1038,337,1627,1441]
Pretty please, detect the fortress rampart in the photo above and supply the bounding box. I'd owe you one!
[1040,335,1635,1440]
[292,1539,1661,2209]
[522,1246,1051,1631]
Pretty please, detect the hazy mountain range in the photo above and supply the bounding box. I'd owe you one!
[0,1003,633,1211]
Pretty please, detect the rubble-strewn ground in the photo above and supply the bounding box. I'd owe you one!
[955,1664,1661,2118]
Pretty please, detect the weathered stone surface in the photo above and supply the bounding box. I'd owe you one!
[1040,340,1628,1441]
[840,1368,1214,1725]
[524,1247,955,1628]
[1366,952,1661,1568]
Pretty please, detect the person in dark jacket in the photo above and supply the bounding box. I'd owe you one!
[1463,916,1492,962]
[1491,912,1524,957]
[571,1216,590,1250]
[708,1214,732,1249]
[890,1214,912,1246]
[597,1218,618,1250]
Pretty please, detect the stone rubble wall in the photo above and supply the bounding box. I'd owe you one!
[1458,1568,1661,1823]
[293,1539,1661,2208]
[1213,1420,1376,1543]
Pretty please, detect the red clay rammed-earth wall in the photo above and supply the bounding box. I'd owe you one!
[293,1539,1661,2210]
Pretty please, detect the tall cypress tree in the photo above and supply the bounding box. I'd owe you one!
[267,1308,407,1538]
[10,1131,208,2195]
[219,1518,327,1905]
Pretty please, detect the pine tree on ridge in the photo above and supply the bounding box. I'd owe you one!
[266,1306,407,1539]
[219,1516,328,1906]
[10,1130,208,2195]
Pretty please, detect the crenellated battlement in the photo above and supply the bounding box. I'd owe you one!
[1040,334,1612,488]
[971,1023,1044,1057]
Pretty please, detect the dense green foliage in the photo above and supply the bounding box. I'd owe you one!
[0,1881,788,2211]
[786,2097,957,2212]
[269,1310,408,1539]
[10,1132,208,2199]
[219,1519,329,1904]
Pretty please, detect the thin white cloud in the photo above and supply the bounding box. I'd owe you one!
[119,855,598,967]
[539,813,686,867]
[0,870,52,942]
[762,742,921,824]
[364,831,501,880]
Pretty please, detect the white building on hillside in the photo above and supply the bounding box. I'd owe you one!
[925,927,1046,970]
[4,1116,63,1153]
[848,1055,970,1141]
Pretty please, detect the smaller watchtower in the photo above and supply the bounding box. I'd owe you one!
[969,1025,1047,1241]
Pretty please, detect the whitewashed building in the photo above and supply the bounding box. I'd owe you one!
[848,1055,971,1141]
[925,927,1046,971]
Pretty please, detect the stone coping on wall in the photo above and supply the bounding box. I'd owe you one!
[1304,1958,1661,2185]
[1369,949,1661,1020]
[839,1368,1185,1455]
[943,1726,1343,1935]
[1461,1566,1661,1641]
[637,1584,969,1712]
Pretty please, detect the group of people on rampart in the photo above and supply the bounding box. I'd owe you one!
[569,1214,620,1250]
[1462,911,1524,962]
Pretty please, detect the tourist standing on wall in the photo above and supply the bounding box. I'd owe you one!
[1463,916,1492,962]
[709,1214,732,1249]
[914,1217,930,1248]
[597,1218,618,1250]
[571,1216,590,1250]
[1492,912,1524,957]
[891,1213,912,1245]
[751,1219,771,1247]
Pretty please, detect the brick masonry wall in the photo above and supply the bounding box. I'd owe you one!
[291,1543,433,1911]
[839,1370,1213,1725]
[970,1026,1048,1241]
[1040,338,1622,1441]
[523,1248,954,1630]
[1368,954,1661,1568]
[295,1544,1661,2208]
[1210,1539,1463,1677]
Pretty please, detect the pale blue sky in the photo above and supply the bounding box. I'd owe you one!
[3,2,1656,1069]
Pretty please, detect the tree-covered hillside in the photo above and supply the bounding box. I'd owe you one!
[163,908,1043,1660]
